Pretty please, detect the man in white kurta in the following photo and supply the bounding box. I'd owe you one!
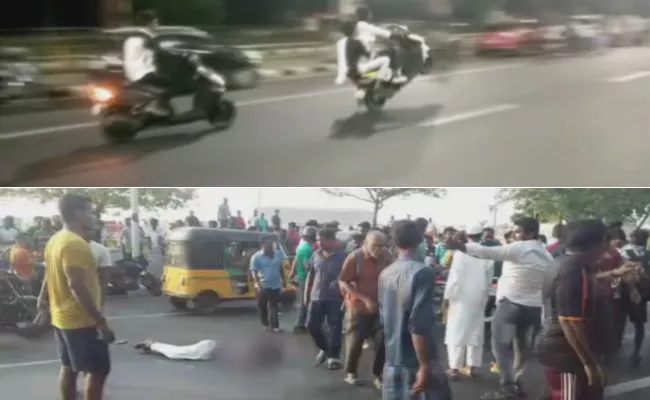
[443,228,493,378]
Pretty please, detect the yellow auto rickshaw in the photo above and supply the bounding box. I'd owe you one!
[162,228,297,312]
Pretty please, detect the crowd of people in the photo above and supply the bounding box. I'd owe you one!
[252,216,649,400]
[3,192,650,400]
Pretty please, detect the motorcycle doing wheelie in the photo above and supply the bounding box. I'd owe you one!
[357,25,460,113]
[89,45,236,144]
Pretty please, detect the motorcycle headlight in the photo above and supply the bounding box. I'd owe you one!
[87,85,114,103]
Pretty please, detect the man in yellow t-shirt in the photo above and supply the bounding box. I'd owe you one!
[40,193,115,400]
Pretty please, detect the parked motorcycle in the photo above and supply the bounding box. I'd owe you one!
[0,271,49,338]
[359,25,460,113]
[108,257,162,297]
[89,46,236,144]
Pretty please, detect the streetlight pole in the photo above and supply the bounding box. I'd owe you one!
[130,188,140,258]
[489,190,500,228]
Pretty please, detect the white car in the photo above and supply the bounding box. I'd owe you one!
[608,15,649,46]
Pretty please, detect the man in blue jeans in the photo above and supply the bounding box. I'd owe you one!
[380,220,452,400]
[305,227,347,370]
[291,226,318,334]
[250,236,287,333]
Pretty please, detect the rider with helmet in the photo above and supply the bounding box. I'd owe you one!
[335,7,407,88]
[122,10,170,116]
[335,6,430,98]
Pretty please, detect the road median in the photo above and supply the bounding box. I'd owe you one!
[0,34,479,115]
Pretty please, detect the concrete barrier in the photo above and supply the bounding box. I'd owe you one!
[33,34,479,76]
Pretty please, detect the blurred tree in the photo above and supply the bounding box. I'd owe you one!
[0,188,196,217]
[502,188,650,227]
[133,0,225,25]
[322,188,446,227]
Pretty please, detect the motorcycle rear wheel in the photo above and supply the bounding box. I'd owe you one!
[207,99,237,130]
[363,89,386,113]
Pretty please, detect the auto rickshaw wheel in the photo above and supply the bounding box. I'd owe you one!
[169,296,188,310]
[188,291,220,313]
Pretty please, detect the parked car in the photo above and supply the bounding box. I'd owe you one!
[607,15,649,47]
[0,47,47,102]
[87,26,262,91]
[475,20,540,56]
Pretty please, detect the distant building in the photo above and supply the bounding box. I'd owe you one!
[257,207,373,228]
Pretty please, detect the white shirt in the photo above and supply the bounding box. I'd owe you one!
[465,240,554,307]
[89,241,112,268]
[149,227,166,250]
[0,227,19,244]
[123,34,156,82]
[355,21,392,53]
[335,21,392,85]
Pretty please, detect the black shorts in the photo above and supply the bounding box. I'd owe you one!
[54,327,111,376]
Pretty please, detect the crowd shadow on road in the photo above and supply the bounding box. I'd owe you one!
[0,127,218,186]
[328,104,443,140]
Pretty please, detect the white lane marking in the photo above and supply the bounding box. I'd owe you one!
[107,312,178,320]
[419,103,520,127]
[0,359,59,369]
[0,311,179,370]
[606,376,650,397]
[0,63,523,142]
[608,70,650,83]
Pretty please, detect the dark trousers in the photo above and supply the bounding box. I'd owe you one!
[344,311,384,378]
[135,72,170,102]
[257,288,281,329]
[492,298,541,388]
[307,300,343,358]
[294,279,308,328]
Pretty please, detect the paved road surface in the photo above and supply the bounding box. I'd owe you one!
[0,49,649,187]
[1,293,650,399]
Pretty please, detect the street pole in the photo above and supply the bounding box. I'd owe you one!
[130,188,140,258]
[490,190,499,228]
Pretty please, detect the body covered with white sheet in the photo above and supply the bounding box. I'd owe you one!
[443,251,493,371]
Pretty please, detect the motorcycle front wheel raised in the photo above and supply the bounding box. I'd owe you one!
[100,112,140,144]
[207,99,237,131]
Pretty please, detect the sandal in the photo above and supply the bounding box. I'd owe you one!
[460,367,480,378]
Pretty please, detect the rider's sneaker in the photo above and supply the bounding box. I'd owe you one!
[392,74,408,84]
[144,101,170,117]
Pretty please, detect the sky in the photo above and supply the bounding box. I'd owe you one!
[0,187,516,228]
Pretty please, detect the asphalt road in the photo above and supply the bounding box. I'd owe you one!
[0,49,649,186]
[2,292,650,400]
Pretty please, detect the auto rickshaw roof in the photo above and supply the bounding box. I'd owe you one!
[168,227,278,243]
